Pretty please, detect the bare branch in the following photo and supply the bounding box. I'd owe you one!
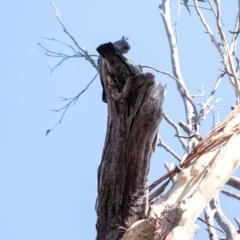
[38,43,85,74]
[149,168,177,192]
[149,179,170,202]
[38,36,79,54]
[38,36,98,74]
[140,65,180,82]
[151,110,240,190]
[193,0,224,57]
[160,0,195,128]
[221,189,240,201]
[157,136,181,162]
[239,0,240,21]
[46,73,98,135]
[198,73,224,121]
[50,2,98,71]
[234,218,240,233]
[127,104,240,239]
[206,0,217,17]
[191,84,204,98]
[226,176,240,190]
[204,72,224,106]
[179,120,191,135]
[198,217,225,237]
[164,162,177,183]
[140,65,199,125]
[204,204,218,240]
[38,36,99,58]
[213,0,240,98]
[180,3,212,11]
[162,112,187,150]
[200,98,221,120]
[229,13,240,56]
[172,0,180,47]
[211,108,220,129]
[194,0,240,100]
[210,195,238,239]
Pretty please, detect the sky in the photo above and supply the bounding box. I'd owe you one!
[1,0,240,239]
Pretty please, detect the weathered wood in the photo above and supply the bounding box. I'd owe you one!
[122,104,240,240]
[96,73,165,240]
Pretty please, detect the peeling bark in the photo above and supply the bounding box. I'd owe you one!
[122,105,240,240]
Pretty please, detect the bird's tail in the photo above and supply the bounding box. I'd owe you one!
[96,42,116,59]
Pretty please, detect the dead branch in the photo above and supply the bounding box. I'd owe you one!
[204,204,218,240]
[157,136,181,161]
[221,189,240,201]
[210,195,238,239]
[46,73,98,135]
[162,112,187,150]
[226,176,240,190]
[50,2,98,71]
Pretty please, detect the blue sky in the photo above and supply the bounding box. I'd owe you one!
[1,1,240,239]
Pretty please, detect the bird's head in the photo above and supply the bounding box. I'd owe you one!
[113,37,131,55]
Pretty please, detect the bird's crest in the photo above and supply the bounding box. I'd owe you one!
[121,36,129,41]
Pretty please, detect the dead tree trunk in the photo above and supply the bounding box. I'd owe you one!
[96,73,165,240]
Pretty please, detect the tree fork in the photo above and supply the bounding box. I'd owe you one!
[96,73,165,240]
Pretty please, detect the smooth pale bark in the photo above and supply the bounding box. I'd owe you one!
[96,73,165,240]
[122,105,240,240]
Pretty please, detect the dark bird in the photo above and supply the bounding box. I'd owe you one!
[97,39,140,103]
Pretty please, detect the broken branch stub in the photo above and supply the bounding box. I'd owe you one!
[96,73,165,240]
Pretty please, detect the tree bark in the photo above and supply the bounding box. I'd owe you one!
[96,73,165,240]
[122,104,240,240]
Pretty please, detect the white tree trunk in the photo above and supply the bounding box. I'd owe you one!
[122,105,240,240]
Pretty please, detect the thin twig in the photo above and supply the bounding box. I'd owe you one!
[213,0,240,98]
[211,109,220,129]
[234,218,240,233]
[198,73,224,121]
[206,0,217,17]
[198,216,224,237]
[191,84,204,98]
[157,136,181,162]
[38,43,85,74]
[172,0,180,47]
[193,0,224,58]
[140,65,199,123]
[180,3,212,11]
[162,112,187,150]
[198,98,222,123]
[38,36,99,58]
[229,13,240,56]
[38,36,79,53]
[164,162,177,183]
[160,0,196,129]
[149,179,170,202]
[204,204,218,240]
[50,2,98,71]
[149,168,176,191]
[46,73,98,135]
[140,65,179,81]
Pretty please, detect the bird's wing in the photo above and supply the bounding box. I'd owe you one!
[98,56,108,103]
